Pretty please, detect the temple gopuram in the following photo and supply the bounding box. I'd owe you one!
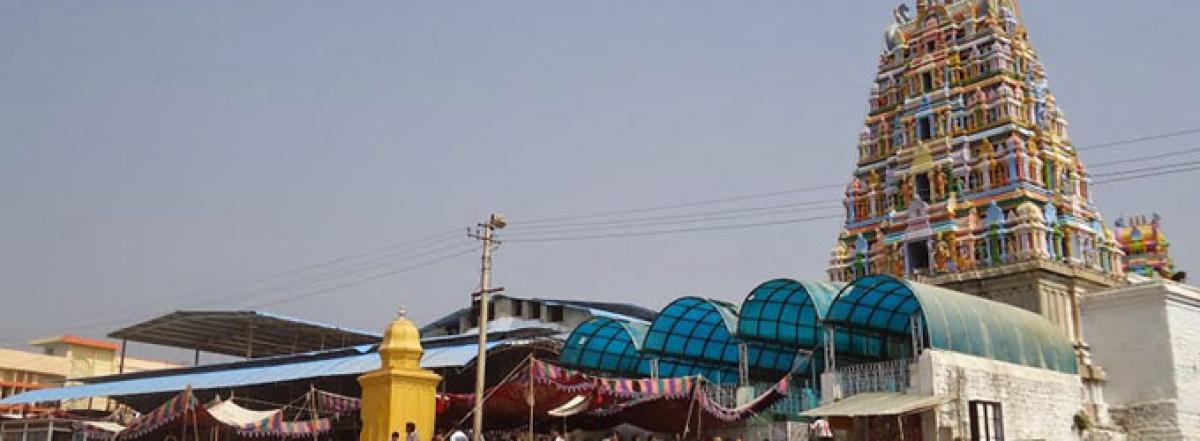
[826,0,1126,377]
[1114,214,1183,281]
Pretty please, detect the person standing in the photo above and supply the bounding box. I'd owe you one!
[405,423,420,441]
[807,417,833,441]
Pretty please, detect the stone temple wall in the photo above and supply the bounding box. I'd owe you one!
[912,349,1085,441]
[1166,297,1200,437]
[1084,280,1200,439]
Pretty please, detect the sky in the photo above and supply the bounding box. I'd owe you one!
[1,1,1198,363]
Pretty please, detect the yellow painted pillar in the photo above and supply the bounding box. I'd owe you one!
[359,311,442,441]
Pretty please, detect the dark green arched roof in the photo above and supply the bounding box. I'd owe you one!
[827,275,1078,374]
[738,279,844,348]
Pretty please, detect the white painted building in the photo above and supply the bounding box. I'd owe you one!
[1083,279,1200,439]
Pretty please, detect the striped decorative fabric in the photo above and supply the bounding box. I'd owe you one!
[117,388,198,439]
[314,389,361,416]
[236,412,333,438]
[530,359,696,399]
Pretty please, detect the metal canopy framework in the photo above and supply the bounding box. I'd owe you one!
[826,275,1078,374]
[642,297,798,376]
[108,311,383,358]
[738,279,843,348]
[559,317,647,377]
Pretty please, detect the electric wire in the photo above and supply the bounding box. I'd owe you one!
[505,214,842,243]
[8,128,1200,343]
[1085,146,1200,169]
[29,232,474,338]
[506,198,841,231]
[504,202,841,236]
[1090,159,1200,179]
[1093,164,1200,185]
[248,246,479,309]
[1076,127,1200,151]
[513,127,1200,228]
[515,183,845,226]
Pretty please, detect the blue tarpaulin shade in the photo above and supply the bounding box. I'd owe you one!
[0,342,500,405]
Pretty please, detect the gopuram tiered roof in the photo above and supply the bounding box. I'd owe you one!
[827,0,1124,284]
[1114,214,1183,281]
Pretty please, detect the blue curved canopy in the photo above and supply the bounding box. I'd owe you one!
[827,274,1077,374]
[559,316,745,382]
[738,279,844,348]
[559,317,648,376]
[642,297,797,374]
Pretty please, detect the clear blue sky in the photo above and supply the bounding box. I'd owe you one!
[2,1,1197,362]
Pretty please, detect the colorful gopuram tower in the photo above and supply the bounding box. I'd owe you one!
[826,0,1125,377]
[1114,214,1181,280]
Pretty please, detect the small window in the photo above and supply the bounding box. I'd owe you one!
[548,305,565,322]
[970,401,1004,441]
[907,241,930,275]
[918,116,934,141]
[926,40,937,54]
[922,72,934,92]
[529,302,542,319]
[915,174,932,202]
[512,300,523,317]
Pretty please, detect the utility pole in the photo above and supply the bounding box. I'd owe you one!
[469,213,506,441]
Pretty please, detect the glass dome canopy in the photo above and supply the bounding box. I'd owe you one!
[559,317,648,376]
[826,274,1078,374]
[642,297,798,375]
[738,279,844,349]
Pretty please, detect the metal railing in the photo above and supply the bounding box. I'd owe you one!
[838,359,911,396]
[701,380,821,416]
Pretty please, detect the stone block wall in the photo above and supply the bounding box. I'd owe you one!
[1165,293,1200,437]
[913,349,1085,441]
[1084,280,1200,439]
[1110,401,1183,440]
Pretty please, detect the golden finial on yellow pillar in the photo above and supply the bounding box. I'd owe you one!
[359,307,442,441]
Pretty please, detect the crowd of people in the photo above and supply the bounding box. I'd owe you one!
[388,417,833,441]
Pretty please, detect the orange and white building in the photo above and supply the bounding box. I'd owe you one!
[0,335,176,416]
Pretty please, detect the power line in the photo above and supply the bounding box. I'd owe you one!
[1093,164,1200,185]
[30,231,471,337]
[249,246,479,309]
[516,183,845,226]
[1086,146,1200,169]
[1077,127,1200,151]
[205,239,473,308]
[513,127,1200,228]
[508,198,841,234]
[1090,159,1200,179]
[506,213,842,243]
[509,197,841,231]
[506,204,841,237]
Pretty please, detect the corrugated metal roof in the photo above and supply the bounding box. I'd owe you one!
[0,342,499,405]
[800,392,947,417]
[107,311,383,358]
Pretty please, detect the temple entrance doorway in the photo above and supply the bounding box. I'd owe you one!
[907,241,930,275]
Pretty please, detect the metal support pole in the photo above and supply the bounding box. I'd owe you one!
[245,323,255,359]
[470,214,506,441]
[118,339,128,374]
[194,349,201,366]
